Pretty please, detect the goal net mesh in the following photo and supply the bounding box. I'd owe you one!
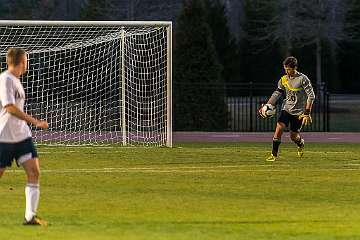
[0,23,171,146]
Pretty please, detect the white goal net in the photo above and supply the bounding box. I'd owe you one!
[0,21,172,147]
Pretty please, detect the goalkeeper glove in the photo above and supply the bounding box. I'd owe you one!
[299,109,312,126]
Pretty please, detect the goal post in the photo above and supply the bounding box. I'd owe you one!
[0,21,172,147]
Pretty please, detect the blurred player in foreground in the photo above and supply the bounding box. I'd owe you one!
[0,48,49,225]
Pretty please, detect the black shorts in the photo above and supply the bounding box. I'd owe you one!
[278,110,302,133]
[0,138,38,168]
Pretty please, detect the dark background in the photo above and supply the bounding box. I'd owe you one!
[1,0,359,131]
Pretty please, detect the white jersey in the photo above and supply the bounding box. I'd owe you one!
[0,70,31,143]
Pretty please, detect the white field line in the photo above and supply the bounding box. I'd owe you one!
[37,150,349,154]
[5,165,360,174]
[187,147,349,154]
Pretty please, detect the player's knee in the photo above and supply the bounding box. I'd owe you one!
[274,133,282,140]
[0,169,5,178]
[274,127,284,139]
[275,123,285,132]
[23,157,40,180]
[290,133,300,142]
[32,169,40,179]
[26,167,40,181]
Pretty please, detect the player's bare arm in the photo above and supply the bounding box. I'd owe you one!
[259,81,284,118]
[4,104,48,129]
[304,101,313,113]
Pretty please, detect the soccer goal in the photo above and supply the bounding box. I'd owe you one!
[0,21,172,147]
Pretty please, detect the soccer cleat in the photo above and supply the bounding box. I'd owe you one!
[23,216,48,226]
[297,139,305,157]
[266,154,277,162]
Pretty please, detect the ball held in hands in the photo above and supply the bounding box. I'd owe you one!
[259,103,276,118]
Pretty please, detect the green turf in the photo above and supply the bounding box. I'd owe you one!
[1,142,360,240]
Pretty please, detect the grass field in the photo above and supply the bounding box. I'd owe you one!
[1,142,360,240]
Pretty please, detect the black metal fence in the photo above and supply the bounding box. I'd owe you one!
[175,82,330,132]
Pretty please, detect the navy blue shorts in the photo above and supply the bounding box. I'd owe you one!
[0,138,38,168]
[278,110,302,133]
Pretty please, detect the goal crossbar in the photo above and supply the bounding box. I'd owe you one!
[0,20,172,27]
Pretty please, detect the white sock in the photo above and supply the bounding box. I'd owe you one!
[25,183,40,222]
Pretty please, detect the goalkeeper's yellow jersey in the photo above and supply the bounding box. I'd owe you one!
[269,71,315,116]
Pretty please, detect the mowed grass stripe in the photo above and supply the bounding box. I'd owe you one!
[5,165,360,174]
[1,142,360,240]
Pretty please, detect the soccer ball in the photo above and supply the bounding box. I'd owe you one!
[261,104,276,117]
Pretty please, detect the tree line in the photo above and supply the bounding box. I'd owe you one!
[173,0,360,130]
[1,0,359,131]
[1,0,359,93]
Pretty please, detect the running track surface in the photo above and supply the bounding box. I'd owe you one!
[173,132,360,143]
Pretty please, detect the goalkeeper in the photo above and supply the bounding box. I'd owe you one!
[259,56,315,161]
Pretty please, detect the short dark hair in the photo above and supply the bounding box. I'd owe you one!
[283,56,298,68]
[6,48,27,66]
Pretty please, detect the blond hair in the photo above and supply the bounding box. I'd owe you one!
[6,48,27,66]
